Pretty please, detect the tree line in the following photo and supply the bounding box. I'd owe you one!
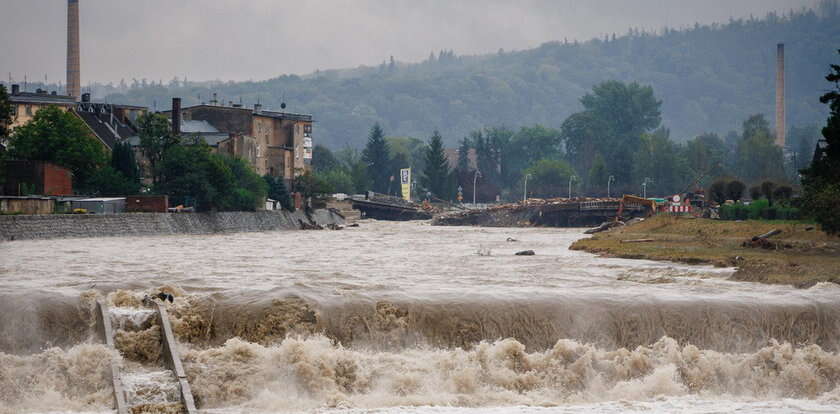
[309,79,818,204]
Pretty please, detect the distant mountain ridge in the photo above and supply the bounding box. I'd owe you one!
[103,5,840,149]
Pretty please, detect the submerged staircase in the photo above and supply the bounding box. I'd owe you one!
[96,299,197,414]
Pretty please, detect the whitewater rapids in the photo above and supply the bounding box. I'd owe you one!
[1,220,839,413]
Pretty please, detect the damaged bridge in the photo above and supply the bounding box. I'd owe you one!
[432,197,649,227]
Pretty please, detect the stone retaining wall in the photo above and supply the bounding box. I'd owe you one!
[0,209,343,241]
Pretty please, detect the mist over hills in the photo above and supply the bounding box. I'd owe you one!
[101,5,840,149]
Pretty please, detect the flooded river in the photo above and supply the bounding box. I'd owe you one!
[1,220,839,413]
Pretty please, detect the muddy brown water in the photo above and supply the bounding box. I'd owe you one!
[1,220,839,413]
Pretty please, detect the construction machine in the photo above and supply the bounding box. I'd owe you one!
[616,194,657,221]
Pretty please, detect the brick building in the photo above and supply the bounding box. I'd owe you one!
[1,160,73,196]
[164,100,313,187]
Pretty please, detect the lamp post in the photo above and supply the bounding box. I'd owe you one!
[642,177,653,199]
[568,175,577,200]
[523,173,532,202]
[607,175,615,198]
[473,170,482,205]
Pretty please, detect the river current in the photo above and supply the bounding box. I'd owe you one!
[1,220,839,413]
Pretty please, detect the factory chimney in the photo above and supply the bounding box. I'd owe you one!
[66,0,81,100]
[775,43,785,148]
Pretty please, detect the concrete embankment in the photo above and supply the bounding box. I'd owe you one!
[0,209,344,241]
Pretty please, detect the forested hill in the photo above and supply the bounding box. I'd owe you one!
[103,5,840,149]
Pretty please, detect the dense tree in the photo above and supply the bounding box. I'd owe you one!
[631,127,683,196]
[587,153,609,196]
[761,181,777,206]
[735,114,785,183]
[456,137,471,174]
[319,169,355,194]
[685,133,727,182]
[362,123,391,193]
[563,81,662,193]
[801,49,840,234]
[89,166,139,196]
[422,131,451,199]
[726,180,746,202]
[110,141,139,185]
[155,143,265,211]
[788,125,821,171]
[137,113,178,184]
[0,85,10,186]
[263,175,292,211]
[294,171,334,199]
[522,159,576,199]
[0,85,11,140]
[312,145,339,173]
[709,180,728,204]
[336,147,370,194]
[8,105,107,188]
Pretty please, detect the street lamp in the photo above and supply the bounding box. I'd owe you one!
[523,173,532,202]
[473,170,482,205]
[568,175,577,199]
[642,177,653,199]
[607,175,615,198]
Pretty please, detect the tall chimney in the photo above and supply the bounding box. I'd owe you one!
[172,97,182,136]
[775,43,785,148]
[66,0,81,100]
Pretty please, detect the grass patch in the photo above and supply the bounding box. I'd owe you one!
[570,215,840,287]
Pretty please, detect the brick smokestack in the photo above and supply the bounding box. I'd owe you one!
[775,43,785,148]
[66,0,81,100]
[172,97,182,136]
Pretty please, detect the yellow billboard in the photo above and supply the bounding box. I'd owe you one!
[400,168,411,201]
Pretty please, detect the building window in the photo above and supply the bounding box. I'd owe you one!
[303,124,312,134]
[10,105,17,117]
[25,105,32,116]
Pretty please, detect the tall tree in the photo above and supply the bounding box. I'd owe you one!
[422,130,451,198]
[264,175,293,211]
[110,141,139,184]
[563,81,662,193]
[735,114,785,183]
[137,113,178,184]
[587,153,609,196]
[685,133,727,181]
[8,105,107,188]
[456,137,471,174]
[801,49,840,234]
[0,85,11,140]
[362,123,391,193]
[522,159,576,199]
[312,144,339,173]
[631,127,684,196]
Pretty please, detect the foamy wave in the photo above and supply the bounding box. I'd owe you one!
[0,344,120,414]
[180,336,840,411]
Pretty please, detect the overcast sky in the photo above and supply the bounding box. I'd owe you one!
[0,0,817,85]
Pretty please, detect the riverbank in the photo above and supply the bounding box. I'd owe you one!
[570,215,840,287]
[0,209,344,241]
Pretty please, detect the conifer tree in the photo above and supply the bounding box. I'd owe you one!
[422,130,451,198]
[362,123,391,193]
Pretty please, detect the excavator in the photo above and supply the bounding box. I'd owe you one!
[615,194,657,221]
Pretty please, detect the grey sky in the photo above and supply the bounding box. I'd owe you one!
[0,0,817,84]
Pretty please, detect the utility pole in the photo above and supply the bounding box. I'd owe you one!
[523,173,531,202]
[607,175,615,198]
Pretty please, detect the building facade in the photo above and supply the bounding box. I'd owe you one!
[168,102,313,186]
[6,85,77,130]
